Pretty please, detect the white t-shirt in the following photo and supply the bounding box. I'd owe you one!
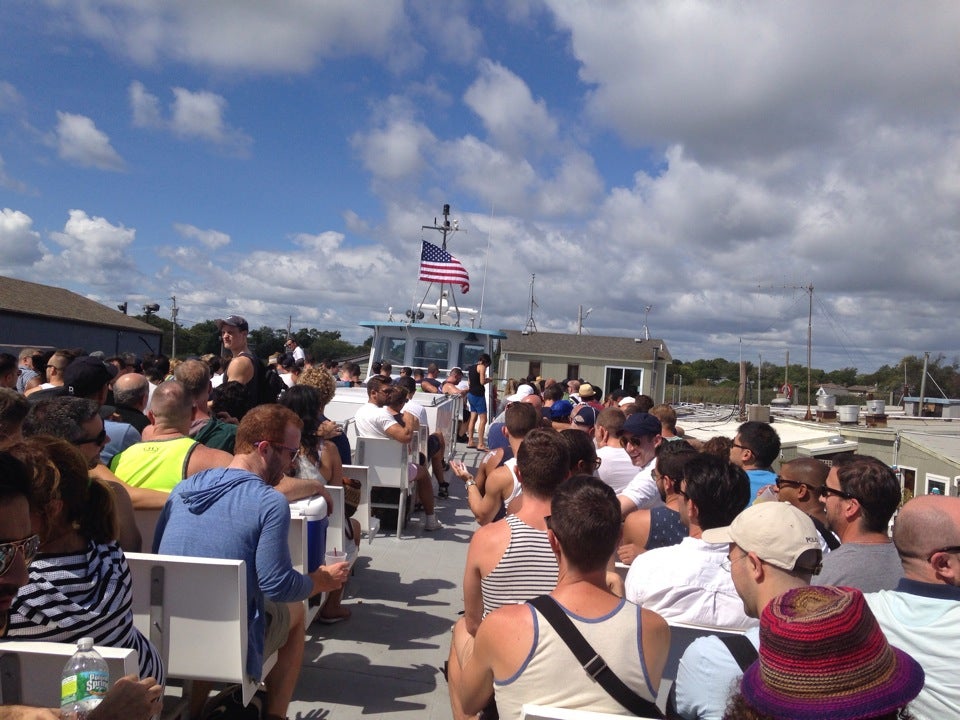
[353,402,398,438]
[596,446,639,494]
[617,457,662,510]
[402,400,429,433]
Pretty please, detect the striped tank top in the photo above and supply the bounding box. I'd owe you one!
[481,515,558,618]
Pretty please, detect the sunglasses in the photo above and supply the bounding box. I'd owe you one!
[72,428,107,446]
[0,534,41,577]
[620,436,647,448]
[818,485,858,501]
[775,476,818,492]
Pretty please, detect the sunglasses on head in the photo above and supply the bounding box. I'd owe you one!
[0,535,41,577]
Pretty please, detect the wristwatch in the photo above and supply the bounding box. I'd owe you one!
[465,479,477,489]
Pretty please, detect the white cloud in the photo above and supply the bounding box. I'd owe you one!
[0,208,43,266]
[353,114,436,182]
[47,209,139,286]
[174,223,231,249]
[55,0,419,73]
[54,112,125,171]
[464,59,558,154]
[170,87,246,147]
[545,1,960,164]
[129,81,163,128]
[128,81,251,153]
[0,81,25,114]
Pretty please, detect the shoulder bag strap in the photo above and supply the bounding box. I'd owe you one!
[718,634,758,671]
[528,595,663,718]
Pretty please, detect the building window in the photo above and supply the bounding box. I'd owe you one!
[899,467,917,503]
[605,366,645,396]
[926,473,949,496]
[528,361,541,379]
[567,364,579,381]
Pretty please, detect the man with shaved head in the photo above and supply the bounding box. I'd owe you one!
[109,380,233,492]
[112,372,150,433]
[773,457,839,552]
[865,494,960,717]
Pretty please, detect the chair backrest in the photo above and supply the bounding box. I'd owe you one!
[343,464,378,541]
[356,437,408,489]
[520,703,649,720]
[662,622,748,684]
[654,621,749,714]
[0,641,137,707]
[134,508,162,552]
[124,552,260,702]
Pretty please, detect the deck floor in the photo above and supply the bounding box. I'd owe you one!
[288,447,484,720]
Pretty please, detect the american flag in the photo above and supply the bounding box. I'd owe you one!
[419,241,470,293]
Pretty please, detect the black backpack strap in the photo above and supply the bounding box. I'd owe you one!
[718,634,758,672]
[528,595,662,718]
[811,515,841,550]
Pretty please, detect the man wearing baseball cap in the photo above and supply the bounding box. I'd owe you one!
[615,412,663,517]
[671,502,822,720]
[217,315,265,416]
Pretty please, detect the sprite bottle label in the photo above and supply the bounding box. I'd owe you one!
[61,670,109,705]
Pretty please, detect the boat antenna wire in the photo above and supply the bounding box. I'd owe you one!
[477,201,494,328]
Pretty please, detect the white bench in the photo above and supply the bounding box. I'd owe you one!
[125,552,276,709]
[0,641,138,707]
[355,437,413,539]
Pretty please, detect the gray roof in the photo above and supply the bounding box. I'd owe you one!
[0,275,160,334]
[500,329,672,363]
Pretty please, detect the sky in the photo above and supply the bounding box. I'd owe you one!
[1,1,959,374]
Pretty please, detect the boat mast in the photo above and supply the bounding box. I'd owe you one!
[418,203,462,326]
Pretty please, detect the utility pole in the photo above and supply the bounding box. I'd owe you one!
[170,296,179,359]
[758,353,762,405]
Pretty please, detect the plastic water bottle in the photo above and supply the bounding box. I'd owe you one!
[61,637,109,720]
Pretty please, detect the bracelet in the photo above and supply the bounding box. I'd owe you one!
[465,480,477,489]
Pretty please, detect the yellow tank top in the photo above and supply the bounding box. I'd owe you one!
[109,436,197,492]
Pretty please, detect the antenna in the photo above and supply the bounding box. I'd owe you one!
[522,274,538,335]
[643,305,653,341]
[759,282,814,420]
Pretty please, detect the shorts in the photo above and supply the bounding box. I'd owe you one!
[264,599,291,658]
[468,392,487,415]
[427,433,441,458]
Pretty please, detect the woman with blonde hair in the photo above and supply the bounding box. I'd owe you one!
[4,435,164,684]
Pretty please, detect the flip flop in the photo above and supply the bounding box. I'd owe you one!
[476,446,489,452]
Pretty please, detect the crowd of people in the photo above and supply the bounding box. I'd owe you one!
[1,335,958,720]
[446,375,957,720]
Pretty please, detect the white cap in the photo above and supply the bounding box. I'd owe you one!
[506,385,536,403]
[702,502,822,572]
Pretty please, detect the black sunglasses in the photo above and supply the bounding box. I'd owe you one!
[775,476,818,492]
[818,485,857,501]
[72,428,107,446]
